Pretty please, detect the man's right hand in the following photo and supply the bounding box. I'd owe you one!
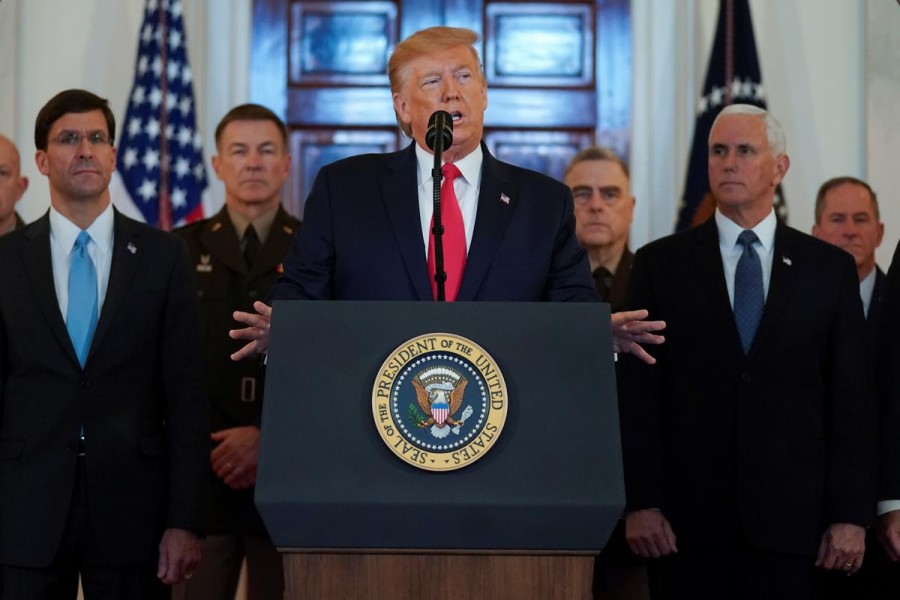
[625,509,678,558]
[229,301,272,360]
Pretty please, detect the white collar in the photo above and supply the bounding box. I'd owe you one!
[715,207,777,253]
[49,203,115,252]
[415,142,483,189]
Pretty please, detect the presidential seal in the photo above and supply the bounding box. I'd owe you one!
[372,333,508,471]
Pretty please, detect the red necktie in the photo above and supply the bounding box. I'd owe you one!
[427,163,466,301]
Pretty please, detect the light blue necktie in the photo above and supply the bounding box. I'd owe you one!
[67,231,99,366]
[734,230,764,354]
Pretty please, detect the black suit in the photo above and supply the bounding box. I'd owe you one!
[864,250,900,599]
[272,142,597,302]
[867,267,886,349]
[825,266,896,600]
[619,217,876,597]
[0,210,208,591]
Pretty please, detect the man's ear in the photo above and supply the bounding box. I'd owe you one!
[393,93,411,126]
[34,151,49,176]
[16,176,29,202]
[773,154,790,186]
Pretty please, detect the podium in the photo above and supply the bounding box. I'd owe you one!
[257,301,623,599]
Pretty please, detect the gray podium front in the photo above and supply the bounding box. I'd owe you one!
[257,301,623,599]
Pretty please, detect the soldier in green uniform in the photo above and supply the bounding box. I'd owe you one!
[173,104,299,600]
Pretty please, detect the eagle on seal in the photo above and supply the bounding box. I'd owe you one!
[412,376,468,438]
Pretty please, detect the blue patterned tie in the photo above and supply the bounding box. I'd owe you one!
[67,231,99,366]
[734,230,764,354]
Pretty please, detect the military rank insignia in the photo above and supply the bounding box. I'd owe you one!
[372,333,508,471]
[196,254,212,273]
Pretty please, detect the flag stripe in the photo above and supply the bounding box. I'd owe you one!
[117,0,207,230]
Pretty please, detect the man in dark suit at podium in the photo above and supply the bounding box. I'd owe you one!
[229,26,664,363]
[619,105,876,599]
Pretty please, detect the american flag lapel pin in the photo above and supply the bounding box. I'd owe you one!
[127,242,137,255]
[500,193,510,204]
[782,256,791,266]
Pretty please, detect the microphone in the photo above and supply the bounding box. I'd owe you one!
[425,110,453,153]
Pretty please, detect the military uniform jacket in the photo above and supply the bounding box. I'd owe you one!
[175,205,300,533]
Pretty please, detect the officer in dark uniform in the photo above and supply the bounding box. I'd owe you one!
[173,104,299,600]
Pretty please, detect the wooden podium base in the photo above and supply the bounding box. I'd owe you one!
[283,553,594,600]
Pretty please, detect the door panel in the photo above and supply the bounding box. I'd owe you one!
[252,0,631,217]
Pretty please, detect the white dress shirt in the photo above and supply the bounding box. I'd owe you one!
[50,203,115,319]
[415,142,482,255]
[860,267,876,318]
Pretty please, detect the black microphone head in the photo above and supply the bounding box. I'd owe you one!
[425,110,453,152]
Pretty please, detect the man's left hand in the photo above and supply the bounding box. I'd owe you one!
[611,309,666,364]
[157,528,201,585]
[211,426,261,490]
[815,522,866,574]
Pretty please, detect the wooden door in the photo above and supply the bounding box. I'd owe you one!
[251,0,631,217]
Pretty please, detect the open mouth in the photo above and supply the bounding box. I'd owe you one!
[450,111,462,123]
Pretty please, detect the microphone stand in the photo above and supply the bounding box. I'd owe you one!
[431,135,447,302]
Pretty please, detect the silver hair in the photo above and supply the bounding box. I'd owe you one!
[710,104,786,156]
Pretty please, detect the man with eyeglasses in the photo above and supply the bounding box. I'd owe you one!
[565,146,636,314]
[0,89,208,598]
[0,134,29,236]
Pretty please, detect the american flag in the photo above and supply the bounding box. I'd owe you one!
[116,0,207,230]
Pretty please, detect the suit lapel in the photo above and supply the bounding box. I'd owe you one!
[695,218,744,354]
[89,210,143,359]
[381,143,432,300]
[749,224,796,354]
[21,214,79,365]
[457,145,515,301]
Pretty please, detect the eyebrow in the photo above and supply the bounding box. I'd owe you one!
[420,63,472,78]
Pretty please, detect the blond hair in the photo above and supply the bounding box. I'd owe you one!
[388,27,483,137]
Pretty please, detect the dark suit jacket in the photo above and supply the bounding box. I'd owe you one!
[867,267,886,349]
[0,209,208,567]
[879,248,900,503]
[619,217,876,557]
[175,205,299,534]
[272,142,598,302]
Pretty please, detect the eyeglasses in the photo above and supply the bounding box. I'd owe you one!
[51,131,113,147]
